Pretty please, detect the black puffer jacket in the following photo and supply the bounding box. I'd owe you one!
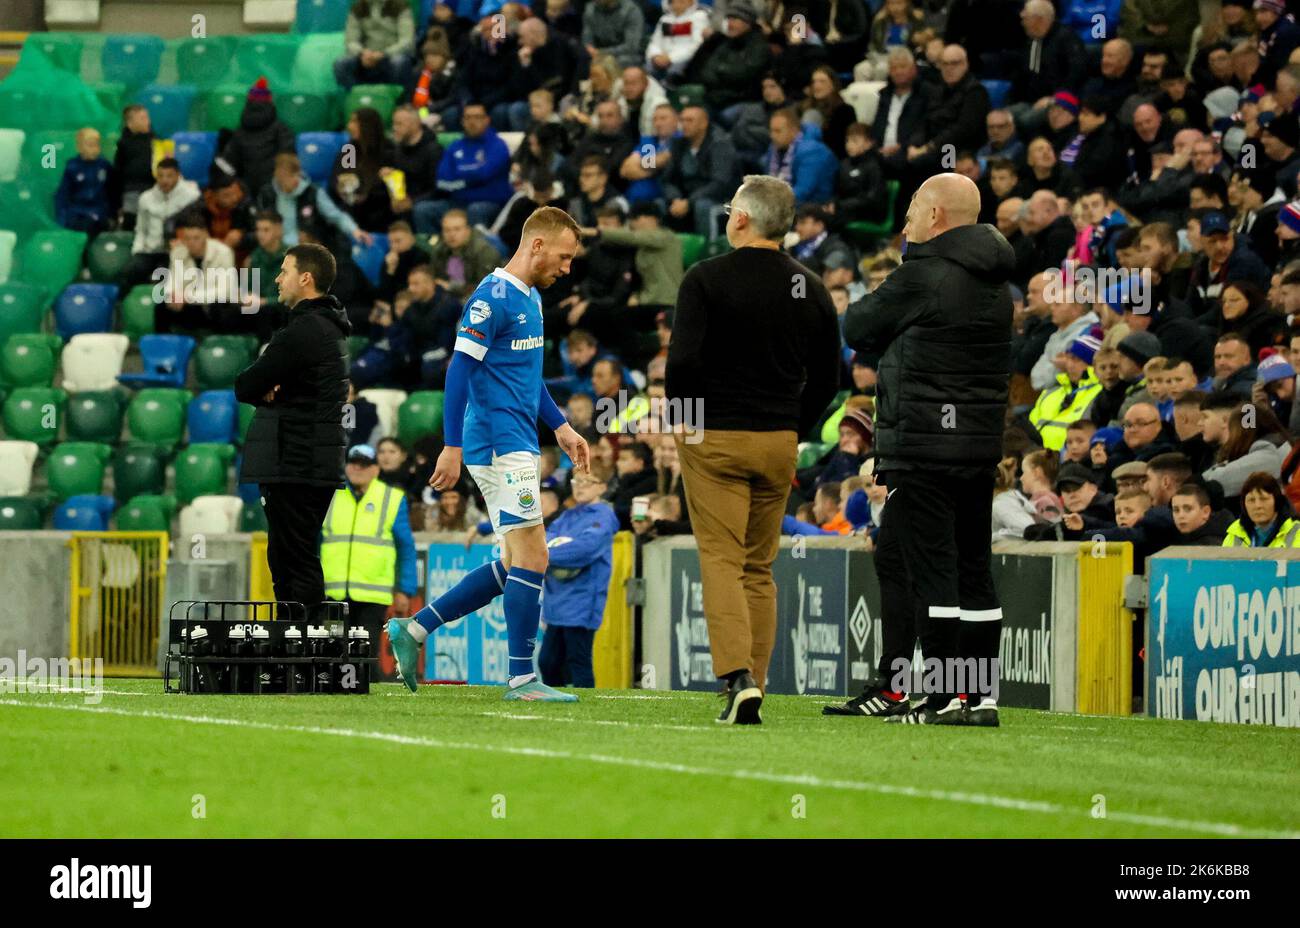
[843,223,1014,470]
[218,100,295,198]
[235,295,351,486]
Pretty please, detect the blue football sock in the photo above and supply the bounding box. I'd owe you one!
[411,559,506,638]
[504,566,545,680]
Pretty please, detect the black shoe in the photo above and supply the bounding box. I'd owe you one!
[885,697,967,725]
[716,672,762,725]
[823,679,909,717]
[965,698,1000,728]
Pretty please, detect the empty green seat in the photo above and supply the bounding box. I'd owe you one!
[234,35,302,89]
[239,500,268,532]
[66,390,125,443]
[0,284,49,343]
[175,37,237,89]
[46,441,112,500]
[23,33,85,73]
[19,231,88,293]
[2,386,67,447]
[86,82,126,121]
[200,85,248,132]
[0,178,57,241]
[173,442,236,504]
[796,442,830,470]
[397,390,444,445]
[0,496,43,530]
[436,131,462,148]
[110,442,166,504]
[126,388,190,452]
[194,335,254,389]
[237,402,255,445]
[678,233,706,269]
[0,334,61,388]
[115,493,176,531]
[21,130,79,197]
[343,84,402,125]
[87,231,134,283]
[119,284,157,340]
[291,32,346,93]
[278,90,339,136]
[844,180,900,245]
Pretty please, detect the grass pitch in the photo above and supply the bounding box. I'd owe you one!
[2,680,1297,838]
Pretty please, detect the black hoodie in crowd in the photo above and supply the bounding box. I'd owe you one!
[1177,509,1235,546]
[111,126,156,212]
[844,222,1015,472]
[235,294,352,486]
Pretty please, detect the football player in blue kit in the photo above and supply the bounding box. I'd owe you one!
[387,206,591,700]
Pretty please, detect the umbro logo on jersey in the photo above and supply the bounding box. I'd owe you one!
[469,300,492,324]
[517,313,527,323]
[510,336,544,350]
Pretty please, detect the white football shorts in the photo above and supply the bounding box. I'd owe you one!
[466,450,543,536]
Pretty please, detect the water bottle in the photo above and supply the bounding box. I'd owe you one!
[187,625,218,693]
[229,624,253,693]
[344,626,372,694]
[283,626,305,693]
[250,624,272,693]
[307,625,332,693]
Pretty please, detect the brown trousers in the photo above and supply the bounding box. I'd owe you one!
[675,428,797,689]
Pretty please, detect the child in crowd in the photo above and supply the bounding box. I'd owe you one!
[54,127,114,236]
[1114,488,1153,528]
[113,104,156,229]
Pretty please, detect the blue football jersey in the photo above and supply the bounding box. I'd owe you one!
[454,267,546,466]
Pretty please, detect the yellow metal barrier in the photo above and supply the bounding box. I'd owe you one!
[68,532,168,677]
[1075,541,1135,715]
[593,531,635,688]
[248,531,273,601]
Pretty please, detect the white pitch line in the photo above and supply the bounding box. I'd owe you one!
[1,698,1294,839]
[2,683,150,697]
[482,711,707,732]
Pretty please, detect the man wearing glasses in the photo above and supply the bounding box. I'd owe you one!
[1091,402,1180,489]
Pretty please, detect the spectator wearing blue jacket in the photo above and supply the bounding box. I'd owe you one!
[765,109,838,206]
[430,102,514,229]
[55,127,114,237]
[538,469,621,687]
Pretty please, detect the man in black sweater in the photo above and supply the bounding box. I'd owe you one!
[835,172,1015,727]
[234,243,350,622]
[665,173,841,725]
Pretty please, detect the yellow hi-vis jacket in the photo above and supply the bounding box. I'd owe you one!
[1223,517,1300,548]
[320,479,404,605]
[1029,368,1103,452]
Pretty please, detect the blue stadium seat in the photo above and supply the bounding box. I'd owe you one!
[53,494,115,531]
[982,79,1011,109]
[101,35,164,90]
[296,131,349,185]
[351,233,388,287]
[118,334,195,389]
[54,284,118,340]
[134,85,199,140]
[187,389,239,444]
[172,131,219,183]
[295,0,352,33]
[237,481,262,508]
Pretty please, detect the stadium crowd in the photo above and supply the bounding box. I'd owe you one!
[35,0,1300,595]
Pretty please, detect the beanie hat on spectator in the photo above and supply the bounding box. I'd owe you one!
[1264,112,1300,149]
[1118,330,1162,366]
[1052,91,1080,115]
[1258,350,1297,383]
[1199,210,1231,236]
[1243,169,1277,200]
[248,77,271,103]
[1091,425,1124,449]
[1254,0,1287,15]
[726,0,759,25]
[1241,83,1268,104]
[839,407,874,446]
[844,489,872,531]
[1067,326,1104,365]
[1280,202,1300,234]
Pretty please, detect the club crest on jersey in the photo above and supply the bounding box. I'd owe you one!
[517,488,537,509]
[469,300,492,324]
